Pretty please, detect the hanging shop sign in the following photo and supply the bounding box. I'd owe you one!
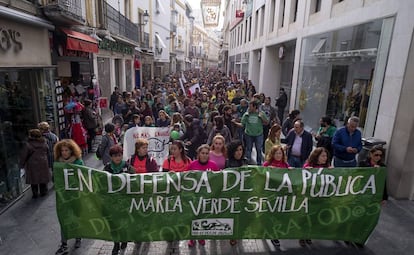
[99,39,133,55]
[57,44,90,58]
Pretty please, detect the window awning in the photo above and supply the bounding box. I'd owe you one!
[155,33,167,49]
[61,28,99,53]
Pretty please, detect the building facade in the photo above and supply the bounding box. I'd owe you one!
[0,0,55,210]
[224,0,414,199]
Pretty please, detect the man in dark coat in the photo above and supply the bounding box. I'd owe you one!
[109,87,120,114]
[82,99,98,152]
[284,120,313,168]
[275,88,288,124]
[180,114,207,159]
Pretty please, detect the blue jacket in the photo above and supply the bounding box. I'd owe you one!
[284,129,313,162]
[332,126,362,161]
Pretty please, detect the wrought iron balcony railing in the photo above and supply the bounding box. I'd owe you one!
[43,0,85,25]
[103,1,138,42]
[141,32,150,49]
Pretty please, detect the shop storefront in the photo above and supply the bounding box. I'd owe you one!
[0,16,54,210]
[141,51,154,84]
[96,38,135,97]
[296,18,391,132]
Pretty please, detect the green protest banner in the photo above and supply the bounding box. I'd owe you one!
[54,163,386,243]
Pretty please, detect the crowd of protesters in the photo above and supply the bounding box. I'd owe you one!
[17,70,387,254]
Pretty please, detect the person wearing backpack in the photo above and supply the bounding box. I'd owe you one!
[128,138,158,173]
[206,115,232,146]
[96,123,117,165]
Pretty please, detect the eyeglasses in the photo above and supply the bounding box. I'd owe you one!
[373,153,382,157]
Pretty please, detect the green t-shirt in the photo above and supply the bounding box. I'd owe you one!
[317,125,337,137]
[241,111,268,136]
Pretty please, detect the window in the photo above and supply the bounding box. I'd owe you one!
[260,6,265,36]
[314,0,322,13]
[177,36,182,49]
[269,0,276,32]
[279,0,285,28]
[255,9,259,38]
[292,0,298,23]
[248,17,252,41]
[245,19,248,43]
[240,24,244,45]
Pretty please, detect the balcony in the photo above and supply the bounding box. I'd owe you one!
[103,1,138,43]
[43,0,85,25]
[140,32,150,49]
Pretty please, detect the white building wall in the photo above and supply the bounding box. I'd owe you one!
[225,0,414,199]
[152,0,171,65]
[175,0,187,68]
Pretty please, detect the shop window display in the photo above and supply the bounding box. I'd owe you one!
[296,19,383,131]
[0,69,57,209]
[0,71,40,208]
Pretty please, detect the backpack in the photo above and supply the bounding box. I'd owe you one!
[96,135,108,159]
[198,125,208,143]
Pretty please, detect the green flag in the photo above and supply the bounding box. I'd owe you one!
[54,163,385,243]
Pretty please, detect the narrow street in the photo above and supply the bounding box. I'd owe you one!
[0,151,413,255]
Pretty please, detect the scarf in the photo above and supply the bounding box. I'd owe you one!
[58,156,77,163]
[110,161,126,174]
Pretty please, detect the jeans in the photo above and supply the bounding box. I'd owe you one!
[237,128,245,146]
[60,229,80,245]
[278,107,285,125]
[333,156,357,167]
[87,128,96,151]
[245,133,264,165]
[288,156,304,168]
[262,125,270,151]
[31,183,48,196]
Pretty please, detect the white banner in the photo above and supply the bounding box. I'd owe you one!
[179,78,186,95]
[123,127,170,167]
[189,83,201,94]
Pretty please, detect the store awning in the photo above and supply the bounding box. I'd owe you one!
[61,28,99,53]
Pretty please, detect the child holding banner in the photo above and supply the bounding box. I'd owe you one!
[103,145,135,255]
[53,139,83,255]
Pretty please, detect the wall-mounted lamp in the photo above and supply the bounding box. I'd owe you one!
[89,29,102,41]
[104,34,116,42]
[166,32,176,40]
[138,10,150,26]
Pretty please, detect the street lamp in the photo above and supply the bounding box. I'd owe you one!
[138,10,150,26]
